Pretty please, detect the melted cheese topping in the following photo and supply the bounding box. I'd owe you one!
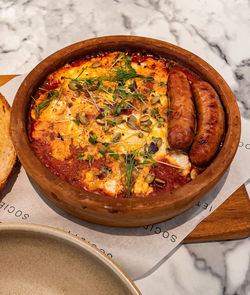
[30,52,192,197]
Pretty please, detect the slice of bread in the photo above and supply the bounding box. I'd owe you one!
[0,93,16,194]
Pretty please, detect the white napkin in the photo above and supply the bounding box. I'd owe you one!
[0,75,249,280]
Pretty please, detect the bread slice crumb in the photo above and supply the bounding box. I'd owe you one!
[0,93,16,194]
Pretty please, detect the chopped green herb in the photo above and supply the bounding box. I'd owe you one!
[143,160,150,164]
[97,79,104,90]
[123,151,137,197]
[103,106,109,113]
[112,153,119,160]
[100,166,110,173]
[107,119,116,127]
[138,133,143,138]
[151,163,157,168]
[157,117,164,122]
[152,136,160,141]
[106,87,112,93]
[96,112,105,119]
[88,134,98,145]
[108,150,119,160]
[73,114,80,126]
[151,107,159,118]
[86,154,94,166]
[35,97,54,120]
[77,153,84,161]
[114,67,140,85]
[99,150,106,157]
[128,83,136,92]
[48,90,59,97]
[145,152,153,159]
[112,133,121,142]
[113,105,121,116]
[73,118,80,126]
[87,154,94,160]
[136,93,146,101]
[120,52,125,59]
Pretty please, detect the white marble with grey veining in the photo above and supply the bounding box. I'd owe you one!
[0,0,249,294]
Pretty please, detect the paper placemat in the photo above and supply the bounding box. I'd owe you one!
[0,75,249,280]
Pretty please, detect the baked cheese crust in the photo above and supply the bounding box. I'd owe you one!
[29,52,196,197]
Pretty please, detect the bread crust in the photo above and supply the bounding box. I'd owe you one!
[0,93,16,194]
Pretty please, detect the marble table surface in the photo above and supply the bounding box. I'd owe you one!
[0,0,249,294]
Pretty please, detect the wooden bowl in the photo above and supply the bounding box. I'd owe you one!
[11,36,241,227]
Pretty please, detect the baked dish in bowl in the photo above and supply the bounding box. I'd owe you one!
[11,36,241,226]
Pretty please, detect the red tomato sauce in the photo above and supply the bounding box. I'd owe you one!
[45,78,61,90]
[32,140,110,191]
[150,162,191,195]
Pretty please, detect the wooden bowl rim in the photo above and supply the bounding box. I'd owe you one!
[10,36,241,226]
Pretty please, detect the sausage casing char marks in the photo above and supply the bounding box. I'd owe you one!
[167,71,196,150]
[189,81,225,167]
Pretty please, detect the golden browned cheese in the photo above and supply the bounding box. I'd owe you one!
[29,52,197,197]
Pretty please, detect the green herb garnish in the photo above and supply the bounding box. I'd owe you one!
[151,107,159,118]
[152,136,160,142]
[112,153,119,160]
[48,90,59,97]
[35,83,64,120]
[112,133,121,143]
[106,87,112,93]
[115,67,141,86]
[88,134,98,145]
[86,154,94,166]
[107,119,116,127]
[73,114,80,126]
[100,166,112,173]
[108,150,120,160]
[35,97,54,120]
[123,152,137,197]
[77,153,84,161]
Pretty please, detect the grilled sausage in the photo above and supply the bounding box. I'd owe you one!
[167,71,196,150]
[189,81,225,167]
